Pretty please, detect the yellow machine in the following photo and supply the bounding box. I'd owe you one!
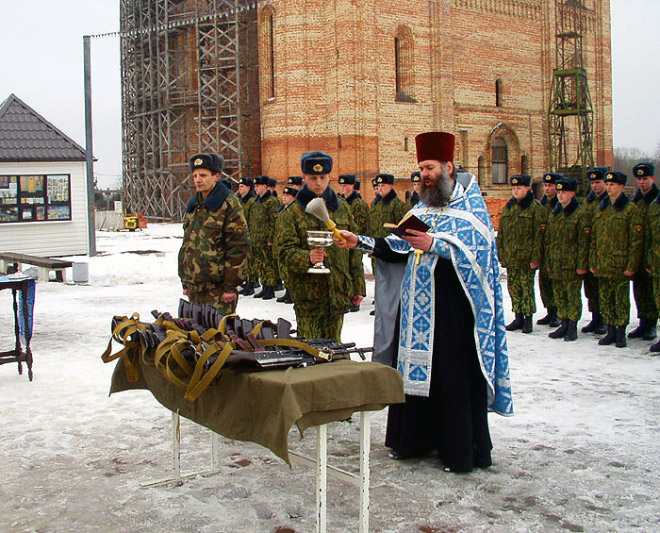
[124,211,138,231]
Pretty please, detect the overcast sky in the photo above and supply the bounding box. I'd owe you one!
[0,0,657,190]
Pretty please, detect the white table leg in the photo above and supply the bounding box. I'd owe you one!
[316,423,327,533]
[359,411,371,533]
[172,410,180,478]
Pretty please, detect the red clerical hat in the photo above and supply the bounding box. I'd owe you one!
[415,132,455,163]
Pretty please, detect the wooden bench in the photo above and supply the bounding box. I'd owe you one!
[0,252,73,282]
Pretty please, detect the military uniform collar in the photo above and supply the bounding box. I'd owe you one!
[506,190,534,209]
[409,191,420,207]
[345,190,361,205]
[240,191,255,204]
[632,182,659,205]
[585,190,606,204]
[553,197,579,216]
[185,181,229,213]
[599,192,630,211]
[540,194,558,207]
[258,190,273,203]
[295,184,340,212]
[381,188,399,204]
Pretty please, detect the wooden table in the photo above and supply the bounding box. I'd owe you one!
[0,276,35,380]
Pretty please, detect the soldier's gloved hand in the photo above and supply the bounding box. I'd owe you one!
[310,248,327,264]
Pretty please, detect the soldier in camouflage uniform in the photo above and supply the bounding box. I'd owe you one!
[644,185,660,353]
[251,175,280,300]
[287,175,303,190]
[178,153,248,314]
[406,171,422,209]
[537,172,561,327]
[274,186,298,304]
[236,177,259,296]
[497,174,545,334]
[589,171,644,348]
[544,178,590,341]
[628,162,659,341]
[581,167,609,334]
[275,152,366,341]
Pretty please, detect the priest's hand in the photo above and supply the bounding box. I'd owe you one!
[334,230,358,249]
[402,229,433,251]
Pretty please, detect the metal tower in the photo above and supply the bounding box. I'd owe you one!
[120,0,260,220]
[547,0,594,194]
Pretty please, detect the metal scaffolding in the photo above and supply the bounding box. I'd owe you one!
[547,0,595,194]
[120,0,260,220]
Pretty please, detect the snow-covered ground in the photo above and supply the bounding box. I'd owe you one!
[1,224,659,533]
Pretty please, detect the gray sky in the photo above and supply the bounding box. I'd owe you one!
[0,0,658,190]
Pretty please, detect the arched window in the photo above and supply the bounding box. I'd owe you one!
[260,7,275,100]
[496,78,503,107]
[492,137,508,184]
[478,156,485,185]
[395,26,415,102]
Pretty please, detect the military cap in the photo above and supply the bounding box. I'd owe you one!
[633,162,656,178]
[375,173,395,185]
[354,179,361,191]
[287,176,303,186]
[510,174,531,186]
[189,152,223,174]
[239,177,254,187]
[605,171,627,185]
[587,166,608,181]
[267,177,278,188]
[338,174,356,185]
[282,186,298,197]
[371,177,378,187]
[556,178,578,192]
[301,151,333,175]
[254,175,270,185]
[543,172,564,184]
[415,131,455,163]
[410,171,421,183]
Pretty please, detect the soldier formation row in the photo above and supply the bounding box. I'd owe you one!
[498,163,660,354]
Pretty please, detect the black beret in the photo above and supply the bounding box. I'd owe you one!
[375,173,395,185]
[587,167,608,181]
[354,179,361,191]
[605,171,627,185]
[556,178,578,192]
[287,176,303,186]
[239,177,253,187]
[510,174,531,186]
[338,174,356,185]
[254,175,270,185]
[267,177,278,188]
[301,151,333,175]
[633,162,656,178]
[410,171,421,183]
[282,186,298,196]
[190,153,223,174]
[543,172,564,184]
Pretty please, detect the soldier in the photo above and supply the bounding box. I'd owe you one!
[589,171,644,348]
[236,177,260,296]
[644,182,660,353]
[581,167,609,334]
[365,173,408,237]
[274,186,299,304]
[287,176,303,190]
[537,172,561,328]
[406,171,422,209]
[251,175,280,300]
[267,177,281,200]
[628,162,659,341]
[497,174,545,334]
[178,153,249,314]
[544,178,590,341]
[275,151,366,340]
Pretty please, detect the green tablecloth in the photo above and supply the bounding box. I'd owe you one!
[110,358,404,464]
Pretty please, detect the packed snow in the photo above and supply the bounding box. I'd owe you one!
[1,223,659,532]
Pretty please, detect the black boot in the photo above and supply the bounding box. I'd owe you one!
[627,318,646,339]
[522,315,533,334]
[506,313,524,331]
[349,303,360,312]
[274,280,284,291]
[548,308,560,327]
[582,311,599,333]
[564,320,578,342]
[650,339,660,354]
[643,319,657,341]
[598,325,616,346]
[261,285,275,300]
[548,319,568,339]
[537,308,554,325]
[239,281,255,296]
[615,326,627,348]
[276,289,291,303]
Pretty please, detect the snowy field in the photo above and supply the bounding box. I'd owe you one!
[1,223,659,533]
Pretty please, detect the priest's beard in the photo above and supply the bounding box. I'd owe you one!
[420,166,454,207]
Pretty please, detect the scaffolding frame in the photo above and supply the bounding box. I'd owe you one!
[120,0,259,220]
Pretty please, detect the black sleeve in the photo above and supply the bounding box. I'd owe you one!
[372,238,410,264]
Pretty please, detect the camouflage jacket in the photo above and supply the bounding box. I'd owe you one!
[589,192,644,278]
[343,191,370,234]
[645,198,660,277]
[583,189,607,224]
[240,192,257,226]
[178,182,249,294]
[275,185,366,316]
[632,183,659,219]
[406,191,420,210]
[497,190,546,270]
[365,189,408,238]
[544,198,591,279]
[250,191,280,245]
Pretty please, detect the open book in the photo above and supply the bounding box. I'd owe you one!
[383,211,430,238]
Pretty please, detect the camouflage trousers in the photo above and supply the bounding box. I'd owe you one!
[552,278,582,321]
[245,246,259,283]
[583,271,600,313]
[538,269,555,309]
[654,276,660,316]
[295,313,344,343]
[632,270,658,320]
[254,243,278,286]
[506,268,536,315]
[187,286,238,315]
[599,277,631,327]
